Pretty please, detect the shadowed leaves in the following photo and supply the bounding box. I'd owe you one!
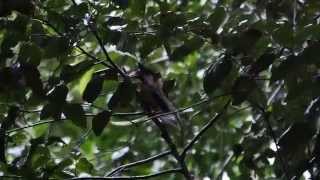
[92,110,112,136]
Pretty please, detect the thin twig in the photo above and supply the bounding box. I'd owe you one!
[105,150,171,177]
[0,175,23,179]
[262,111,289,180]
[252,82,290,180]
[216,152,235,179]
[181,100,231,158]
[136,93,231,124]
[68,168,182,180]
[87,15,128,79]
[33,18,113,69]
[6,119,59,134]
[7,94,230,134]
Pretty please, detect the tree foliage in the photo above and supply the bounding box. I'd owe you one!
[0,0,320,179]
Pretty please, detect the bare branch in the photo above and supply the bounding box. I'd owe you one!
[106,150,171,177]
[181,100,231,158]
[68,168,182,180]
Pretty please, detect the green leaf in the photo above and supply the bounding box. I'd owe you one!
[83,75,104,103]
[139,34,162,58]
[66,3,88,18]
[170,36,204,61]
[203,56,233,95]
[108,80,136,110]
[92,110,112,136]
[69,67,95,103]
[63,103,86,128]
[60,61,94,83]
[76,157,93,173]
[55,158,73,172]
[130,0,146,16]
[273,23,294,48]
[208,7,226,32]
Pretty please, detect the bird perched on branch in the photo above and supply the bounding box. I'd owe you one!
[133,63,181,128]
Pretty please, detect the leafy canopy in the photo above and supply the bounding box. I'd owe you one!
[0,0,320,179]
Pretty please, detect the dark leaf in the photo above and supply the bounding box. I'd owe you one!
[232,144,243,157]
[100,28,122,45]
[106,16,126,26]
[0,129,5,163]
[63,103,86,128]
[66,3,88,18]
[103,68,118,80]
[139,35,162,58]
[108,81,136,110]
[271,55,300,82]
[18,42,42,66]
[40,103,62,120]
[203,56,233,95]
[48,84,68,104]
[170,37,204,61]
[21,63,45,97]
[237,28,263,53]
[162,79,176,96]
[223,28,263,55]
[231,76,257,105]
[44,36,70,58]
[301,42,320,65]
[130,0,146,16]
[278,121,316,160]
[46,136,66,145]
[314,133,320,159]
[273,22,294,48]
[60,61,94,83]
[83,75,104,103]
[232,0,246,9]
[92,110,112,136]
[113,0,129,9]
[208,7,226,32]
[249,51,276,75]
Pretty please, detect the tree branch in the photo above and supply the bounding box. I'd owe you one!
[181,100,231,158]
[152,119,192,179]
[7,94,230,134]
[251,82,290,180]
[68,168,182,180]
[106,150,171,177]
[87,16,128,80]
[33,18,113,69]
